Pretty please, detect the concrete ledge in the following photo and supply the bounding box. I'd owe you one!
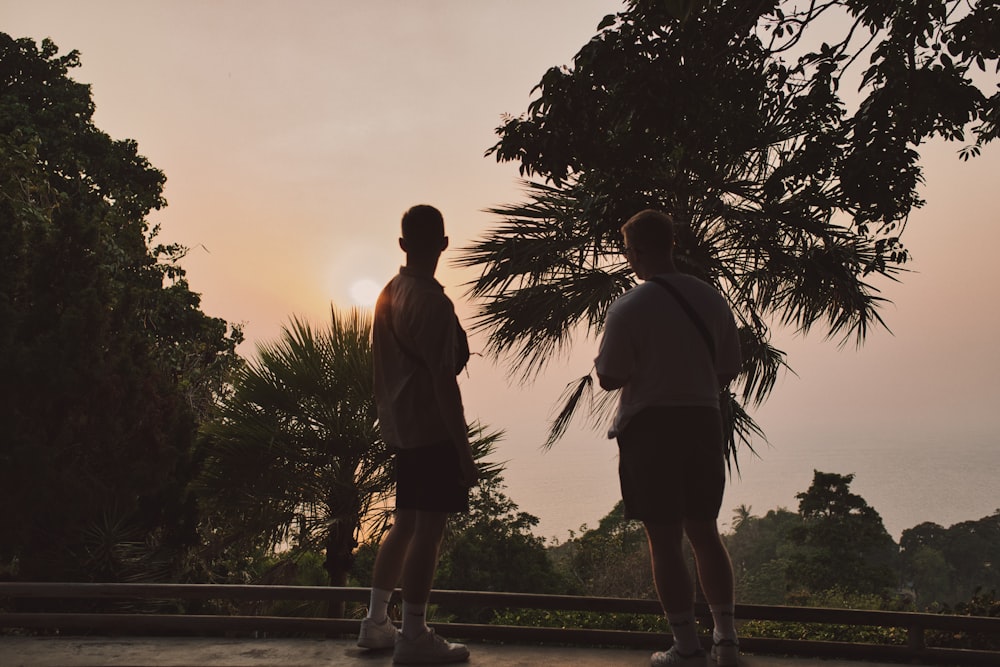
[0,635,911,667]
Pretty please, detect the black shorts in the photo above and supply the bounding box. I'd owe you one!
[616,406,726,524]
[395,441,470,513]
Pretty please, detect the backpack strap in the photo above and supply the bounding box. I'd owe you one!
[383,286,469,376]
[647,275,716,365]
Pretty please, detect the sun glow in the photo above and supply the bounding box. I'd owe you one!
[348,278,382,307]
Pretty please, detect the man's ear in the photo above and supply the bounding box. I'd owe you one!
[399,237,407,253]
[441,236,449,251]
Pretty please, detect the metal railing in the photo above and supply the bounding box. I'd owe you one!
[1,582,998,665]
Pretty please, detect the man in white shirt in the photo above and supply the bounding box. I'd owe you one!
[595,209,741,667]
[358,204,477,665]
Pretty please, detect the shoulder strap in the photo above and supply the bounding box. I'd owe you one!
[648,275,716,365]
[383,284,468,375]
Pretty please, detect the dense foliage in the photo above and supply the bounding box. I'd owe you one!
[344,467,998,645]
[552,501,653,599]
[554,471,900,607]
[349,473,563,624]
[460,0,1000,451]
[786,471,898,595]
[726,507,801,604]
[194,309,389,592]
[195,308,505,599]
[436,476,567,596]
[0,33,241,582]
[533,471,997,645]
[926,589,1000,651]
[724,476,999,612]
[434,476,570,622]
[901,511,1000,606]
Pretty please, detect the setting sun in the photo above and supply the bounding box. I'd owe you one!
[348,278,382,307]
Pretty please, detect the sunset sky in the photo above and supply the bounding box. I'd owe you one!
[6,1,999,539]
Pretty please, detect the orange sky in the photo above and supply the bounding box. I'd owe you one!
[6,1,998,539]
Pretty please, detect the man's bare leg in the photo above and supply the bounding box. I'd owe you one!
[683,518,734,606]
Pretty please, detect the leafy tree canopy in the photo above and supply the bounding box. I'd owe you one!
[434,475,570,622]
[0,33,241,582]
[460,0,999,449]
[900,510,1000,605]
[550,501,655,599]
[787,471,897,594]
[725,506,801,603]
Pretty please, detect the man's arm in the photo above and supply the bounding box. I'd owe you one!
[430,370,478,487]
[595,302,631,392]
[417,297,478,488]
[716,305,742,389]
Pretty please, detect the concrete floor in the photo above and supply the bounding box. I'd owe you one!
[0,636,908,667]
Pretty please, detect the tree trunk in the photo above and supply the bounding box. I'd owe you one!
[323,521,358,619]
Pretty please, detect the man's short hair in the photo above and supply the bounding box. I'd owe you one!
[401,205,445,249]
[621,209,675,253]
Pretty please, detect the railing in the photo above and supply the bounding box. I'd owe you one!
[1,583,998,665]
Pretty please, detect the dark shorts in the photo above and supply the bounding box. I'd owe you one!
[616,406,726,524]
[395,441,470,513]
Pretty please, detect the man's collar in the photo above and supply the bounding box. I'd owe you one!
[399,266,444,289]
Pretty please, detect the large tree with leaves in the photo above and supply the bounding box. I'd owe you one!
[428,475,571,622]
[556,501,654,599]
[900,511,1000,606]
[0,34,242,582]
[460,0,999,453]
[195,308,503,611]
[725,507,802,604]
[786,470,898,595]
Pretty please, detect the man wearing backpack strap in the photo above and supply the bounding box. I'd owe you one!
[595,209,742,666]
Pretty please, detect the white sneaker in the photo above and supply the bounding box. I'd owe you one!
[357,617,400,649]
[650,645,707,666]
[393,628,469,664]
[710,638,739,666]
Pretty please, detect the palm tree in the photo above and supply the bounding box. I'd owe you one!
[457,2,968,460]
[731,505,755,533]
[194,306,502,613]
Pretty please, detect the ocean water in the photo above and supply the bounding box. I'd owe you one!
[719,435,999,539]
[459,290,1000,545]
[493,421,999,543]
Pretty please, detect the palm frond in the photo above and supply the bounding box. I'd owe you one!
[722,391,767,477]
[196,306,386,558]
[543,373,594,451]
[456,1,932,458]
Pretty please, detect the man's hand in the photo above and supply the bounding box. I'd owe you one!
[458,450,479,488]
[597,372,627,391]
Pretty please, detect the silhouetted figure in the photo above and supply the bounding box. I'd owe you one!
[357,205,477,664]
[595,209,742,666]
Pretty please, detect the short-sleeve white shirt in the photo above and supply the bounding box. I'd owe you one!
[595,273,741,438]
[373,267,461,449]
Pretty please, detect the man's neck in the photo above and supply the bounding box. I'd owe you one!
[404,254,439,279]
[639,259,677,280]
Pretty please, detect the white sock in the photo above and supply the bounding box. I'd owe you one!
[401,600,429,639]
[710,603,737,642]
[367,587,393,623]
[666,610,700,655]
